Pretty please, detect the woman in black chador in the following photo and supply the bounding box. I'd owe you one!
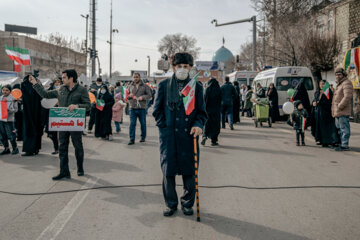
[232,81,241,124]
[311,80,338,147]
[267,83,280,123]
[95,85,115,140]
[292,79,311,126]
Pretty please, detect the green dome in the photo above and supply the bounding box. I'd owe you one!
[212,46,234,63]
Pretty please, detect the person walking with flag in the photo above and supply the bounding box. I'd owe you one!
[291,100,308,146]
[127,73,152,145]
[152,52,207,217]
[311,80,338,147]
[94,85,115,140]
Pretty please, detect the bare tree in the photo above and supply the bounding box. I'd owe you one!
[157,33,201,60]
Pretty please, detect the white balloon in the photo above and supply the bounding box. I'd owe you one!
[41,98,58,109]
[283,101,294,114]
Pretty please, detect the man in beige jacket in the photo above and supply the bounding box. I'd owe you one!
[332,67,353,151]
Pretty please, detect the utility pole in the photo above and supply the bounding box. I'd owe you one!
[211,16,257,71]
[107,0,118,80]
[81,14,89,79]
[91,0,96,78]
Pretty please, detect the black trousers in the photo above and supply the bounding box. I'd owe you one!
[88,105,96,131]
[162,175,195,209]
[59,131,84,174]
[296,130,305,144]
[48,131,59,151]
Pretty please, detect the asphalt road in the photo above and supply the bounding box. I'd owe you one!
[0,116,359,240]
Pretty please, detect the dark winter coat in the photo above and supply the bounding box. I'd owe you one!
[244,90,253,110]
[95,86,115,138]
[256,87,266,98]
[267,87,280,122]
[204,78,222,139]
[153,78,207,176]
[311,90,338,145]
[291,108,308,130]
[233,84,241,123]
[220,82,237,106]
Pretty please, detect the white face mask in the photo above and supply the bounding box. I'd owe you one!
[175,68,189,80]
[55,85,60,89]
[96,83,102,87]
[100,89,106,94]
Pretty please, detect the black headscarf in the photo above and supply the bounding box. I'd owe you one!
[205,78,220,102]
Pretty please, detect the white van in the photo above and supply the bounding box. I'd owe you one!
[227,71,258,87]
[252,67,316,116]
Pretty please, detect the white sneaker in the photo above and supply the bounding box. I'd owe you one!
[108,135,113,141]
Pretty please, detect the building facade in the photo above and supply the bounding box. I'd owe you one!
[0,30,86,79]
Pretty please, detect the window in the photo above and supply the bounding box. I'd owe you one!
[237,78,247,86]
[276,77,314,91]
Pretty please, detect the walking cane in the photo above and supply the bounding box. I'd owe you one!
[193,137,200,222]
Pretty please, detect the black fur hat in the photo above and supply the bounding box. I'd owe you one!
[171,52,194,66]
[294,100,302,109]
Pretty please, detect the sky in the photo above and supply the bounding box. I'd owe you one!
[0,0,258,76]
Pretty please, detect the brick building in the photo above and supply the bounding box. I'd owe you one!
[0,30,86,79]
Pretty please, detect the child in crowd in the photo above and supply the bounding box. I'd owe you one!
[112,93,126,133]
[0,85,19,155]
[291,100,308,146]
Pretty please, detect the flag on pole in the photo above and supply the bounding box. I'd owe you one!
[4,45,31,65]
[322,81,330,100]
[95,99,105,111]
[181,73,199,115]
[0,99,8,120]
[343,47,360,77]
[121,86,129,101]
[14,61,21,72]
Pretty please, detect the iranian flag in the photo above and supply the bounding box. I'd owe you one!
[301,117,306,132]
[121,86,129,101]
[343,47,360,77]
[4,45,31,65]
[0,99,8,120]
[322,81,330,100]
[95,99,105,111]
[14,61,21,72]
[181,73,199,115]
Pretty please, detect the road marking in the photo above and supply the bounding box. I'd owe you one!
[36,177,98,240]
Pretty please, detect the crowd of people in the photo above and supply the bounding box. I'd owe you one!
[0,51,355,216]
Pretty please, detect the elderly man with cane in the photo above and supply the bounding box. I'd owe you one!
[153,52,207,218]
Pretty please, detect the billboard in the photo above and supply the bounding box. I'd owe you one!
[195,61,224,71]
[5,24,37,35]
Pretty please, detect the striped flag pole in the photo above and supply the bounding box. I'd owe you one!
[193,137,200,222]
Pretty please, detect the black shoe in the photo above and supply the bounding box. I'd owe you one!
[302,142,306,146]
[0,148,10,155]
[181,206,194,216]
[21,152,35,157]
[335,146,349,151]
[230,125,234,130]
[201,138,207,146]
[52,172,71,181]
[211,142,219,146]
[296,143,300,146]
[51,150,59,155]
[322,144,329,148]
[11,148,19,155]
[140,138,145,143]
[77,171,84,176]
[128,140,135,145]
[163,207,177,217]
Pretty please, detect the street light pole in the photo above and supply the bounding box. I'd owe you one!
[108,0,118,80]
[147,56,150,78]
[81,14,89,79]
[211,16,257,71]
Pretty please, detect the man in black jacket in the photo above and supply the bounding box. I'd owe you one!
[220,77,237,130]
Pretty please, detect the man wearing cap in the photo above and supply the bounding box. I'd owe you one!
[332,67,353,151]
[153,52,207,217]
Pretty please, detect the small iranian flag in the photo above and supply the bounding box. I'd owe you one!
[14,61,21,72]
[0,99,8,120]
[4,45,31,65]
[121,86,129,101]
[322,81,330,100]
[301,117,306,132]
[95,99,105,111]
[181,73,199,115]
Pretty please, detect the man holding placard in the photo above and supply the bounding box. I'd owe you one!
[29,69,91,180]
